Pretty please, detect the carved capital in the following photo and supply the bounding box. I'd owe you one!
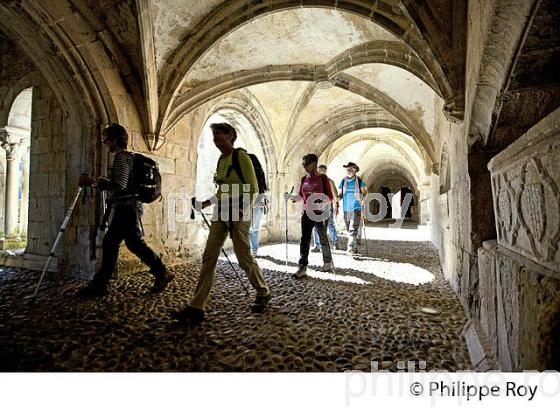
[0,128,21,160]
[144,133,166,152]
[443,93,465,123]
[425,163,439,176]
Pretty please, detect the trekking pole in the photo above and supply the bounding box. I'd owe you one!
[190,201,250,297]
[361,204,368,255]
[284,186,294,268]
[30,186,83,299]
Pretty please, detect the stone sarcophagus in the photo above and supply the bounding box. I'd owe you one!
[488,107,560,276]
[472,108,560,371]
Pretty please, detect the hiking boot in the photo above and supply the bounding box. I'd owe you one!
[321,262,334,272]
[150,271,175,293]
[171,306,204,325]
[76,282,108,300]
[310,247,321,253]
[292,265,307,279]
[250,293,271,314]
[348,248,358,255]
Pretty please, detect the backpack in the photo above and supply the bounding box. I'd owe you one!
[131,153,162,203]
[340,176,363,198]
[229,148,268,194]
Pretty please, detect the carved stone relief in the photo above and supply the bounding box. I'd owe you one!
[488,108,560,273]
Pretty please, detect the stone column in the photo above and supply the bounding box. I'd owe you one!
[418,184,431,225]
[19,142,30,237]
[0,128,22,239]
[0,153,5,231]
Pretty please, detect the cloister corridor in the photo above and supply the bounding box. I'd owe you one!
[0,222,470,371]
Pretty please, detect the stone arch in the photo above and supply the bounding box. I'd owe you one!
[0,4,101,127]
[198,90,278,178]
[283,106,433,172]
[325,40,444,97]
[363,163,419,220]
[324,134,424,178]
[164,60,438,164]
[0,72,44,127]
[332,73,435,165]
[165,63,442,141]
[0,4,119,275]
[366,165,419,195]
[0,1,149,137]
[165,73,436,170]
[0,88,32,245]
[157,1,456,135]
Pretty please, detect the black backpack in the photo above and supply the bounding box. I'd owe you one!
[132,153,162,203]
[230,148,268,193]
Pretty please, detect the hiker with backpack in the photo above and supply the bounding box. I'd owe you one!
[290,154,335,279]
[310,164,339,253]
[77,123,172,298]
[171,122,270,325]
[339,162,368,254]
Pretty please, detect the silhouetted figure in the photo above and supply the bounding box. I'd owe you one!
[77,124,171,299]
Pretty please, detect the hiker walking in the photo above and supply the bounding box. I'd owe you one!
[339,162,368,254]
[172,122,270,324]
[291,154,334,279]
[77,124,172,298]
[310,164,339,252]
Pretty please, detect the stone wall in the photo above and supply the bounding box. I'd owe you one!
[475,107,560,370]
[478,242,560,370]
[143,110,206,266]
[488,108,560,273]
[430,0,500,310]
[15,82,95,276]
[25,84,65,257]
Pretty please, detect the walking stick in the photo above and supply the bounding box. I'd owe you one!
[285,187,294,268]
[361,204,368,255]
[190,201,250,297]
[30,187,83,299]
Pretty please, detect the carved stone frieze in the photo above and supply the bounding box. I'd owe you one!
[488,108,560,274]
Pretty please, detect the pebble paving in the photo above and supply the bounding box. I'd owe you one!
[0,233,471,371]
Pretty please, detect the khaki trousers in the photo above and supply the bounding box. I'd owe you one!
[190,219,270,310]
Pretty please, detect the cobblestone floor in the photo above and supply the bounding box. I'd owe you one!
[0,225,471,371]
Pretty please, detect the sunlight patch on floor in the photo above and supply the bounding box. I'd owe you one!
[360,224,430,241]
[220,243,434,285]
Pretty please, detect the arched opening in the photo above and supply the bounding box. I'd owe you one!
[368,172,419,222]
[195,110,267,201]
[319,130,426,244]
[0,87,32,251]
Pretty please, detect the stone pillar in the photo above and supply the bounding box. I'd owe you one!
[0,153,5,231]
[418,184,431,225]
[0,128,22,239]
[19,143,30,237]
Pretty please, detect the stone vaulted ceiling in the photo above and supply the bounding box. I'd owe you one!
[0,0,467,169]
